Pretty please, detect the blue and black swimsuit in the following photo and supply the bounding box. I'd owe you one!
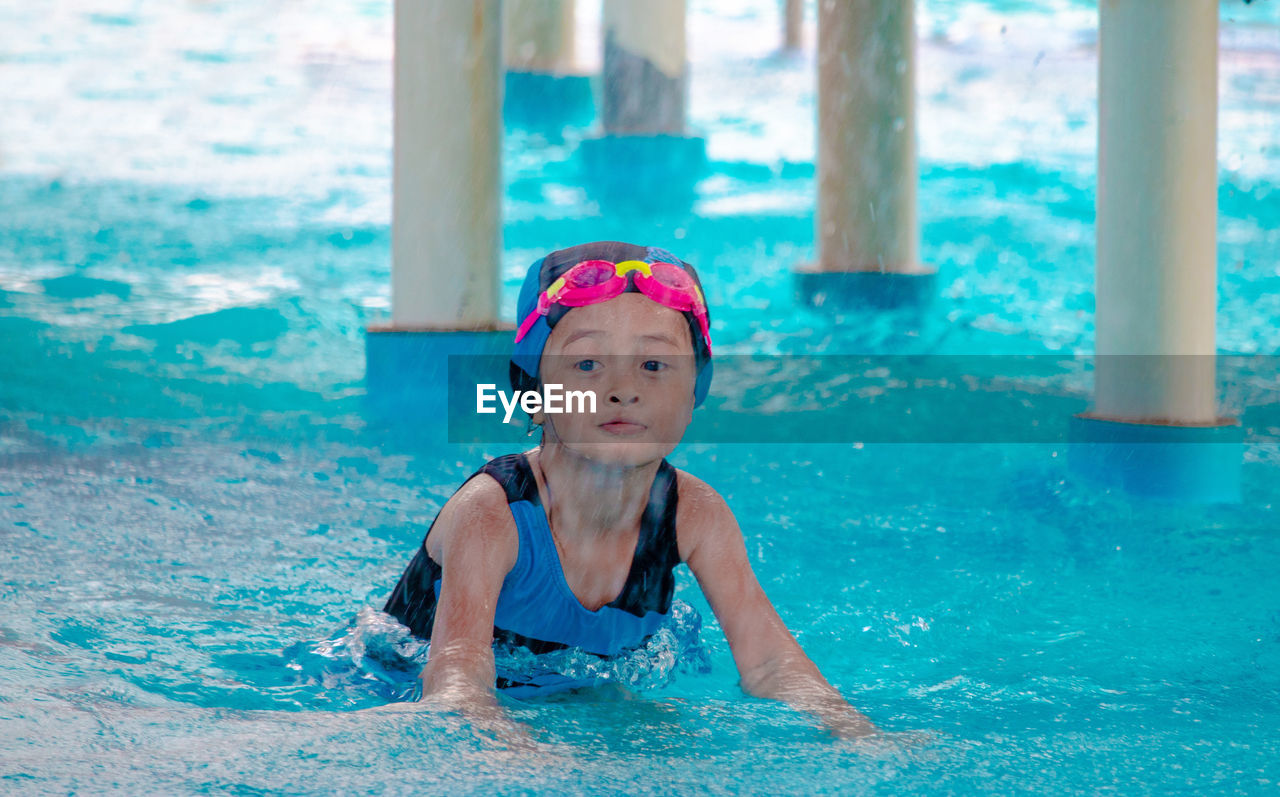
[382,451,682,695]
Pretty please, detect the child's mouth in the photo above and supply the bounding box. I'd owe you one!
[598,420,647,436]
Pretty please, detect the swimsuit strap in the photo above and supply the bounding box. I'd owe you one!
[475,452,538,504]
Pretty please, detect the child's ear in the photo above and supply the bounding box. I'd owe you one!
[531,380,546,426]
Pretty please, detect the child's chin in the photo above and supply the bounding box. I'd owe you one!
[565,439,672,467]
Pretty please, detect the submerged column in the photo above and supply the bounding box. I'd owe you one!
[1070,0,1241,503]
[796,0,935,309]
[580,0,705,210]
[391,0,501,328]
[503,0,593,131]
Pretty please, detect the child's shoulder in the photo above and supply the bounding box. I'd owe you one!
[448,451,531,514]
[424,467,518,563]
[451,467,512,511]
[672,466,741,561]
[671,466,718,503]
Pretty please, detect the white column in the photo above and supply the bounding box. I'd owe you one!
[1095,0,1218,422]
[816,0,922,274]
[602,0,687,135]
[504,0,576,73]
[392,0,502,328]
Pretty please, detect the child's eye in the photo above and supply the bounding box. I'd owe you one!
[575,359,600,372]
[642,360,668,372]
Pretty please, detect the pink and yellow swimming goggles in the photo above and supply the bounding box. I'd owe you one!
[513,259,713,355]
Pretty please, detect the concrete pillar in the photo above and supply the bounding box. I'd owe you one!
[784,0,803,51]
[816,0,920,275]
[368,0,508,446]
[504,0,576,73]
[391,0,502,328]
[795,0,933,310]
[1094,0,1218,423]
[580,0,703,210]
[602,0,687,135]
[1070,0,1241,504]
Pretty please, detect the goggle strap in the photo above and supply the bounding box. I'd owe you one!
[514,308,543,343]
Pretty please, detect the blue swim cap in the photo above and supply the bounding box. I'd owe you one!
[510,241,713,408]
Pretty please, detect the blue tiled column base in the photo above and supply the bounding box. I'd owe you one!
[577,133,708,212]
[794,268,937,311]
[1067,413,1244,504]
[364,327,517,447]
[504,71,595,132]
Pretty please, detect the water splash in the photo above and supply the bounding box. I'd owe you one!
[492,599,712,694]
[285,600,711,708]
[283,606,428,707]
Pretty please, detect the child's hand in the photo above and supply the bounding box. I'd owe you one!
[361,700,427,715]
[814,703,880,740]
[461,708,542,753]
[364,696,550,754]
[834,728,946,762]
[418,687,541,751]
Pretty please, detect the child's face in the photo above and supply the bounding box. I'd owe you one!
[539,293,698,467]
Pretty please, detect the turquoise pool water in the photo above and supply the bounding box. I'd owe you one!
[3,0,1280,793]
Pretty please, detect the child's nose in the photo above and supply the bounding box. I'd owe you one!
[608,385,640,404]
[606,370,641,404]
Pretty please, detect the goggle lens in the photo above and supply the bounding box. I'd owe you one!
[564,260,617,289]
[649,261,694,289]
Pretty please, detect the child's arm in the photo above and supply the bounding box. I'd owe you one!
[403,477,534,745]
[678,473,880,739]
[416,477,514,699]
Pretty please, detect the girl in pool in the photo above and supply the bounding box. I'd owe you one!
[381,240,878,740]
